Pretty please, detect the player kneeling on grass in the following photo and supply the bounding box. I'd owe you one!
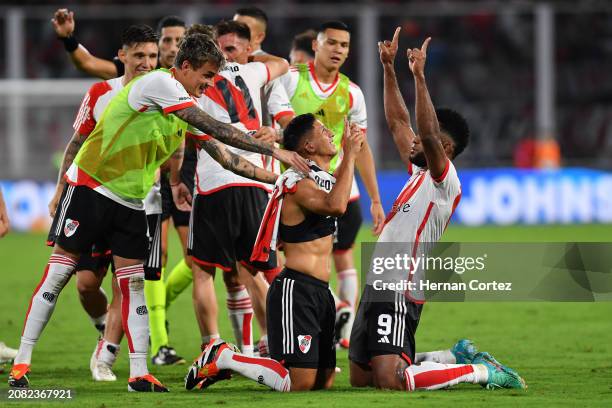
[185,113,364,391]
[348,29,526,392]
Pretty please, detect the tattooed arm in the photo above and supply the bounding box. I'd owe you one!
[199,138,278,185]
[48,130,87,216]
[174,105,309,173]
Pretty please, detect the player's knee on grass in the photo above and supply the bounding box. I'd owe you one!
[371,354,408,390]
[349,361,373,387]
[288,367,318,391]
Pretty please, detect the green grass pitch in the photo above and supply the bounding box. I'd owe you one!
[0,224,611,407]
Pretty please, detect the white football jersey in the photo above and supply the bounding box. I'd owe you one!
[192,61,273,194]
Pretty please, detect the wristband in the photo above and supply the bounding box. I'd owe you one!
[60,35,79,53]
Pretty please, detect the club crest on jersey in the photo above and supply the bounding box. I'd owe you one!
[64,218,79,237]
[298,335,312,354]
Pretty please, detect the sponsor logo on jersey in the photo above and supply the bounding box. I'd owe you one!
[315,108,325,117]
[391,203,411,214]
[378,336,390,344]
[64,219,79,237]
[136,305,148,315]
[298,335,312,354]
[42,292,56,302]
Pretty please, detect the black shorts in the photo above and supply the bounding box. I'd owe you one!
[144,213,162,280]
[267,268,336,369]
[161,150,196,227]
[50,184,148,261]
[349,285,423,366]
[333,199,363,252]
[187,187,276,272]
[48,216,112,273]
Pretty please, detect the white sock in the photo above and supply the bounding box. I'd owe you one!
[15,254,76,365]
[414,350,456,364]
[337,268,358,307]
[116,265,149,378]
[226,286,254,355]
[404,362,488,391]
[217,346,290,392]
[330,288,341,308]
[96,338,120,366]
[202,333,220,345]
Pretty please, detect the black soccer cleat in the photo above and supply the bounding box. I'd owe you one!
[127,374,169,392]
[151,346,186,366]
[8,364,30,388]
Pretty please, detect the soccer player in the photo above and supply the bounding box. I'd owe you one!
[348,29,525,391]
[289,29,316,65]
[181,20,289,356]
[9,32,307,391]
[51,10,191,365]
[278,21,386,347]
[185,114,364,392]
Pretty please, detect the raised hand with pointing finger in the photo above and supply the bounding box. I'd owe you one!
[408,37,431,78]
[378,27,401,66]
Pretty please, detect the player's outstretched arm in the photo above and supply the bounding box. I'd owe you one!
[48,131,88,217]
[199,138,278,184]
[292,123,364,216]
[379,27,416,166]
[51,8,118,80]
[249,53,290,82]
[409,37,448,179]
[173,105,309,173]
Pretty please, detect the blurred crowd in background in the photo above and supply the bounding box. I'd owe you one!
[0,1,611,179]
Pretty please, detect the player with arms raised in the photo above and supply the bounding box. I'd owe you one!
[348,28,526,392]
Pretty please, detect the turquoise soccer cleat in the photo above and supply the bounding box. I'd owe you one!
[451,339,478,364]
[473,352,527,390]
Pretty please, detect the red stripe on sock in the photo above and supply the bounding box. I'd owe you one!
[413,365,474,389]
[232,354,287,378]
[22,264,50,336]
[242,312,253,346]
[119,277,135,353]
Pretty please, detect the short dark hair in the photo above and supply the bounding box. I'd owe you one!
[436,108,470,158]
[156,15,186,34]
[121,24,159,48]
[235,7,268,26]
[283,114,317,152]
[215,20,251,42]
[175,33,225,70]
[317,20,351,35]
[292,29,316,56]
[185,23,215,39]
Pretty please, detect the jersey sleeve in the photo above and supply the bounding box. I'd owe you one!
[129,71,195,114]
[348,82,367,130]
[245,61,270,88]
[265,78,295,121]
[278,68,299,99]
[72,81,112,136]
